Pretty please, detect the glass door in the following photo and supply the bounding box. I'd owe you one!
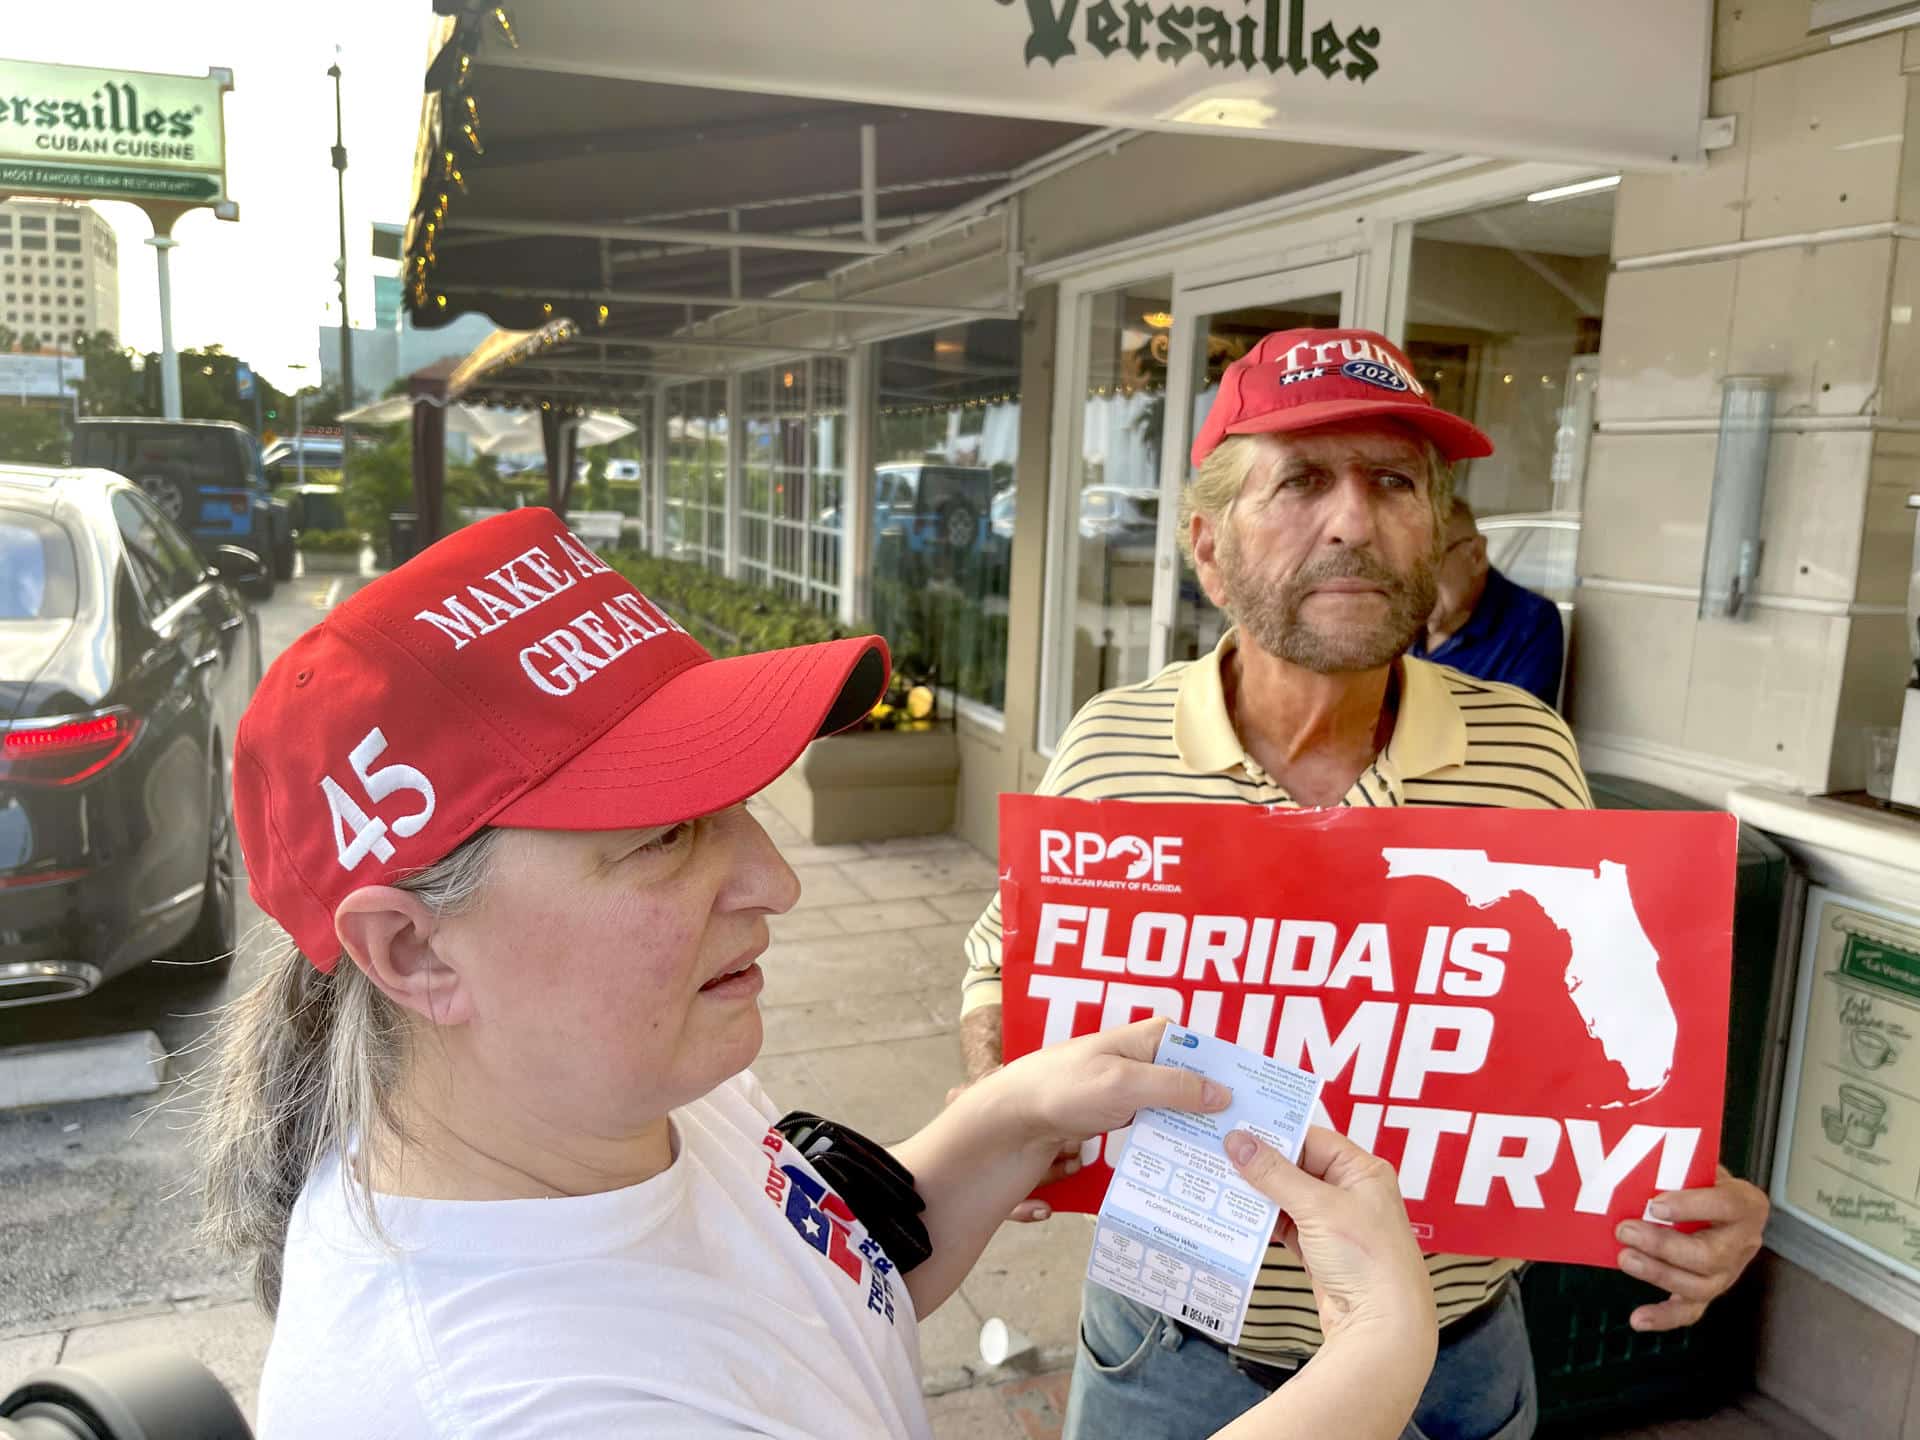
[1151,259,1357,670]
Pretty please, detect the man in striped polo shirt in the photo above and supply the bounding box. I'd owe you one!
[955,328,1768,1440]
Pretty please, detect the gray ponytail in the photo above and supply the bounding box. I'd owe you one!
[192,827,505,1315]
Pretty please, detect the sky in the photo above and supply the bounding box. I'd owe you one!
[4,1,440,391]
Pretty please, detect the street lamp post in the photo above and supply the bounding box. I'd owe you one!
[329,54,354,486]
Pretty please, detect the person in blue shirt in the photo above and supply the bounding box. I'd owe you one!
[1412,498,1565,707]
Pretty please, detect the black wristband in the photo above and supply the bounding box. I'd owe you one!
[774,1110,933,1275]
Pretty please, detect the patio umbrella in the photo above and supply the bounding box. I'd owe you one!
[338,395,509,443]
[472,409,637,457]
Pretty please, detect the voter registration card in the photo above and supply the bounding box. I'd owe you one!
[1088,1026,1322,1347]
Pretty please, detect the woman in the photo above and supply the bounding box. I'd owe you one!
[196,507,1435,1438]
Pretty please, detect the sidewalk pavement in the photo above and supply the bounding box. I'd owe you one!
[0,804,1831,1439]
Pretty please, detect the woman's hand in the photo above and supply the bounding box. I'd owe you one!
[988,1018,1233,1158]
[1210,1128,1438,1440]
[1227,1126,1435,1352]
[896,1019,1229,1316]
[946,1072,1083,1222]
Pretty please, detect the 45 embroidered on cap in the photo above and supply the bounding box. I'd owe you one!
[234,507,888,970]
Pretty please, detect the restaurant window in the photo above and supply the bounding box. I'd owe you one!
[1051,279,1172,732]
[1402,186,1612,606]
[602,394,652,555]
[738,357,847,614]
[664,379,727,574]
[870,318,1022,712]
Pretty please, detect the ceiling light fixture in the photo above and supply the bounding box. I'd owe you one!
[1525,175,1621,204]
[1823,5,1920,44]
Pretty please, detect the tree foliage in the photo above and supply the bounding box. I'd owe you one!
[52,330,302,433]
[0,403,71,465]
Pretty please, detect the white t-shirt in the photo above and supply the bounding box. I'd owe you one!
[256,1073,929,1439]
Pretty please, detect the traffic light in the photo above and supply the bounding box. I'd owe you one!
[266,408,278,421]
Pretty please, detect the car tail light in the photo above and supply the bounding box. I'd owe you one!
[0,708,142,785]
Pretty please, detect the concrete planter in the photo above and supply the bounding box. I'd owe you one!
[299,549,362,574]
[762,729,960,846]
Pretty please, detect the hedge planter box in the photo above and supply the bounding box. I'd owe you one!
[299,549,362,574]
[763,729,959,846]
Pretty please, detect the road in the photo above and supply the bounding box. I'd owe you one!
[0,571,355,1338]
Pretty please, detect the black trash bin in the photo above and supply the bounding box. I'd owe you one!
[388,511,419,569]
[1524,773,1802,1435]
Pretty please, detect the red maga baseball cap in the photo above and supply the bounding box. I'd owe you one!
[233,508,889,970]
[1189,327,1493,470]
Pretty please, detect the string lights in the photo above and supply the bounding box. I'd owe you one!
[877,390,1020,418]
[410,7,517,308]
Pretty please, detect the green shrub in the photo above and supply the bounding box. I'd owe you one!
[869,535,1011,710]
[0,405,70,467]
[605,551,857,657]
[298,528,364,555]
[340,437,416,549]
[600,551,955,732]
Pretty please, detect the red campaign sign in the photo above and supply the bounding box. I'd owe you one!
[998,796,1737,1267]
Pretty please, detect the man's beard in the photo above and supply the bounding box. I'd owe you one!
[1218,529,1437,674]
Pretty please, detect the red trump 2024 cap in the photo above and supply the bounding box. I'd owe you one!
[233,507,888,971]
[1189,327,1494,470]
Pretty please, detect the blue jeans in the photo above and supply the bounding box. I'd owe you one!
[1063,1280,1538,1440]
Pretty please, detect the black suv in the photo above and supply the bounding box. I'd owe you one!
[872,462,996,552]
[70,418,293,595]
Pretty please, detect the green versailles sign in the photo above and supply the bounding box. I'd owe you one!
[0,61,230,210]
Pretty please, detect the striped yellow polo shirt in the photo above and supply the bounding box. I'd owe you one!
[960,630,1593,1361]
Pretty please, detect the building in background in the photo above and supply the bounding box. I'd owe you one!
[317,221,494,404]
[0,199,119,344]
[373,273,402,330]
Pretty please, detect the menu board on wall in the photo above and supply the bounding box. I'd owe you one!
[1775,888,1920,1281]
